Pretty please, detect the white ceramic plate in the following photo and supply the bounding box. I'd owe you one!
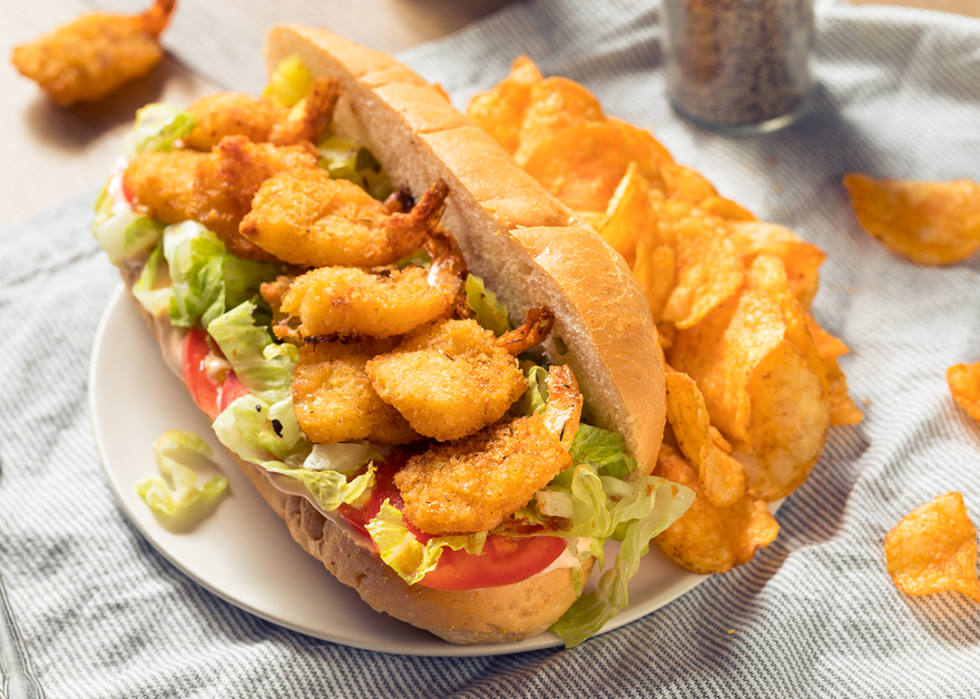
[89,284,711,656]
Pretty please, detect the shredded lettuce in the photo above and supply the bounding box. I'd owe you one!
[132,246,171,316]
[136,430,228,520]
[465,274,511,336]
[206,301,297,403]
[161,221,280,328]
[93,209,165,264]
[264,54,314,107]
[123,103,196,159]
[366,501,487,585]
[570,424,639,479]
[304,442,386,476]
[547,465,695,647]
[317,134,393,201]
[512,363,549,417]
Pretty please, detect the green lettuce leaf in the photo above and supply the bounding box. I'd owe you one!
[263,54,314,107]
[132,246,171,317]
[161,221,280,328]
[93,209,165,264]
[206,301,298,403]
[570,424,639,479]
[304,442,386,476]
[123,103,196,159]
[465,274,511,336]
[366,501,487,585]
[318,134,393,201]
[548,468,695,647]
[512,363,549,417]
[135,430,228,520]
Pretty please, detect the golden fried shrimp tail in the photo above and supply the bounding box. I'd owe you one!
[495,307,555,356]
[270,78,341,146]
[383,187,415,214]
[141,0,177,38]
[542,365,584,450]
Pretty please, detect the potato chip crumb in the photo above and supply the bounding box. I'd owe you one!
[885,492,980,602]
[862,398,872,407]
[728,629,735,634]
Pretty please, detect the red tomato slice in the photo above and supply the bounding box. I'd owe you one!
[339,461,567,591]
[182,328,250,420]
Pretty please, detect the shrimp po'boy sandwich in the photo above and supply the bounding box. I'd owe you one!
[93,25,694,647]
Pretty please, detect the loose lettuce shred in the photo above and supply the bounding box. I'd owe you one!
[123,103,196,159]
[367,502,487,585]
[317,134,393,201]
[465,274,511,336]
[263,54,314,108]
[131,246,171,316]
[162,221,280,328]
[136,430,228,521]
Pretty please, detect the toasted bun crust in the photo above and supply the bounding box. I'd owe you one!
[126,26,666,644]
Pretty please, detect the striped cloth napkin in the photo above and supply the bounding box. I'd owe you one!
[1,0,978,696]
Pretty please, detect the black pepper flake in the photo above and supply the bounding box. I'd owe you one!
[272,419,284,437]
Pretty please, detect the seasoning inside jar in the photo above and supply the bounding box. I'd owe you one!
[662,0,815,135]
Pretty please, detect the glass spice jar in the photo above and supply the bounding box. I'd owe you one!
[661,0,815,136]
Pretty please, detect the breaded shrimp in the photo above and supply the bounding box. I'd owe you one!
[122,149,207,224]
[267,249,464,342]
[11,0,175,106]
[240,171,449,267]
[365,318,527,442]
[495,307,556,356]
[292,340,421,445]
[183,78,340,151]
[125,134,318,261]
[189,135,318,259]
[394,365,584,535]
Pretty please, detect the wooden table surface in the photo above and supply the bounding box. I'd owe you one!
[1,0,975,226]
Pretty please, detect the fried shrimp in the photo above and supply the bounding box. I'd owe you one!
[122,149,207,224]
[291,340,420,445]
[125,134,318,260]
[365,319,527,442]
[183,78,340,151]
[395,365,583,535]
[495,307,556,356]
[11,0,175,106]
[240,171,449,267]
[267,249,464,342]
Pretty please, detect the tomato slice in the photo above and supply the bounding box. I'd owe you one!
[181,328,250,420]
[339,461,567,591]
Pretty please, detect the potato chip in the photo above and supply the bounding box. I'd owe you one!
[661,162,718,205]
[844,173,980,265]
[733,341,829,501]
[670,264,830,501]
[947,362,980,423]
[730,220,826,309]
[609,118,674,188]
[513,77,605,166]
[654,446,779,575]
[466,56,543,155]
[885,492,980,602]
[600,162,655,266]
[523,122,634,212]
[633,243,675,322]
[805,316,864,426]
[665,370,746,507]
[699,195,756,222]
[659,209,745,329]
[576,211,608,230]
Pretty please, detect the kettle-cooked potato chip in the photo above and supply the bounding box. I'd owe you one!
[729,220,826,309]
[947,362,980,423]
[654,446,779,575]
[513,77,604,166]
[665,370,746,507]
[466,56,543,155]
[885,492,980,602]
[806,316,863,426]
[844,173,980,265]
[600,162,655,267]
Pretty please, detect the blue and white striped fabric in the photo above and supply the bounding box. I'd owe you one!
[1,0,979,696]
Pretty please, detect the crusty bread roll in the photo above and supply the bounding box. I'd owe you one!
[125,25,665,644]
